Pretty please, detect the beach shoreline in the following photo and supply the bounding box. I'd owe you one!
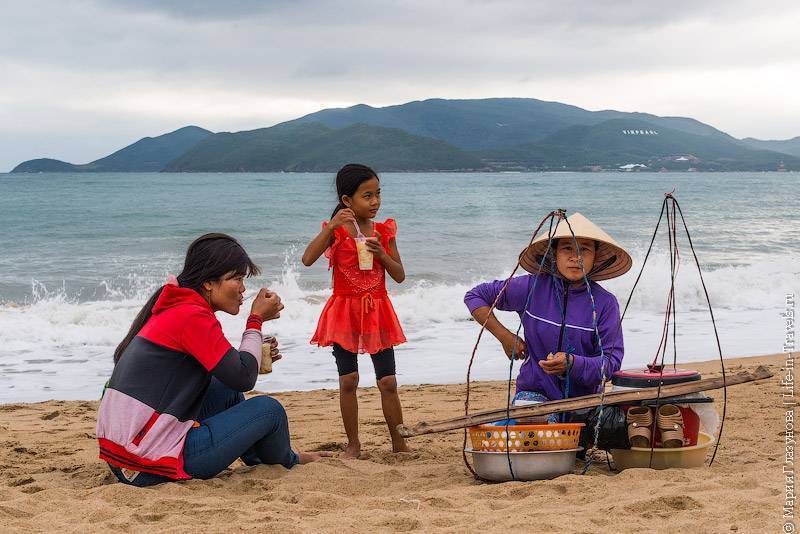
[0,352,792,532]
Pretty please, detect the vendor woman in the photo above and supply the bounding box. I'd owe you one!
[464,213,631,420]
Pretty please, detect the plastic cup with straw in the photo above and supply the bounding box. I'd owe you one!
[354,223,374,270]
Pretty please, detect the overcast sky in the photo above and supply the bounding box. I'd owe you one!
[1,0,798,171]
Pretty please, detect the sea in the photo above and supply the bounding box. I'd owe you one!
[0,171,797,403]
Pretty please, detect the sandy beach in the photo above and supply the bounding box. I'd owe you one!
[0,352,791,533]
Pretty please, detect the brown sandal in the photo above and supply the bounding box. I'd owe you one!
[626,406,653,448]
[657,404,685,448]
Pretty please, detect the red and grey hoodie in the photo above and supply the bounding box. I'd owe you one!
[96,284,263,479]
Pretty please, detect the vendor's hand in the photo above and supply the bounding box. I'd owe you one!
[329,208,356,230]
[539,352,573,376]
[251,288,284,320]
[500,333,527,360]
[364,234,386,259]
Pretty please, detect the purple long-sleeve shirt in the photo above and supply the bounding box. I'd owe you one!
[464,273,624,400]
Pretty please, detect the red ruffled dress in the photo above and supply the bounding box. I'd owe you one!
[311,219,406,354]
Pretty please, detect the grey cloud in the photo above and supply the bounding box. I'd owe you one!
[4,0,795,80]
[101,0,301,19]
[0,0,798,170]
[98,0,759,27]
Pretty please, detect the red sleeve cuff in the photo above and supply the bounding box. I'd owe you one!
[246,313,263,331]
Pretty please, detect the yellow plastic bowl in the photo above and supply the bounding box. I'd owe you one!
[610,432,715,470]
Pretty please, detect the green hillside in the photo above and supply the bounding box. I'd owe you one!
[163,122,483,172]
[12,126,212,173]
[740,136,800,158]
[478,119,800,171]
[290,98,730,150]
[10,98,798,173]
[11,158,80,173]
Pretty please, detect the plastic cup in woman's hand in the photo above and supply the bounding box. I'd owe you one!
[259,335,282,374]
[260,336,274,374]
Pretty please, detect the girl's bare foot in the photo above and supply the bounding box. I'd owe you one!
[392,438,411,453]
[298,451,335,464]
[341,442,361,459]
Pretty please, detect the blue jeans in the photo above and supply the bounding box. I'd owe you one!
[491,391,561,425]
[110,378,299,486]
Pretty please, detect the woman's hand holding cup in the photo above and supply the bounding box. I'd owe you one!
[251,288,284,320]
[259,335,281,374]
[267,336,281,363]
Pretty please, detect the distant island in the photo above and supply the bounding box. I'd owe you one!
[11,98,800,172]
[12,126,213,173]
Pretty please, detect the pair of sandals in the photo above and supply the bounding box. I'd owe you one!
[627,404,684,448]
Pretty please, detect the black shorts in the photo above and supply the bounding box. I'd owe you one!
[332,343,396,380]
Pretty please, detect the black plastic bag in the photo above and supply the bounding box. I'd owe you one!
[566,405,630,451]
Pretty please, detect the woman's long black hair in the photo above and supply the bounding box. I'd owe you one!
[331,163,379,218]
[113,233,260,363]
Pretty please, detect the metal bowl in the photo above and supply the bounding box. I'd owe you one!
[466,447,583,482]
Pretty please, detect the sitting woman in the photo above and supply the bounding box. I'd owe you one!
[464,213,631,422]
[96,233,331,486]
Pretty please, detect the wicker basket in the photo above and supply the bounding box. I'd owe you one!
[469,423,584,452]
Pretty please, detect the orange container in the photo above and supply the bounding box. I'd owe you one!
[468,423,584,452]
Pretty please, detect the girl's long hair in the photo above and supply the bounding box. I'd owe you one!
[331,163,379,218]
[112,233,260,363]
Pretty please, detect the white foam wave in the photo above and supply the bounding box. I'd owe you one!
[604,251,799,313]
[0,249,795,402]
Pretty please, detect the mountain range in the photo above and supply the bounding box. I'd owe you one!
[13,126,212,173]
[739,136,800,158]
[11,98,800,172]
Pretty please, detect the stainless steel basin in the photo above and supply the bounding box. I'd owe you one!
[466,447,583,482]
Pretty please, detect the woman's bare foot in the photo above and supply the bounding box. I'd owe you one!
[340,442,361,459]
[297,451,335,464]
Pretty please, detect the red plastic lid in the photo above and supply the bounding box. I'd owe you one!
[615,367,699,379]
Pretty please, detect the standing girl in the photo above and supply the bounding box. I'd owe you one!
[302,163,409,458]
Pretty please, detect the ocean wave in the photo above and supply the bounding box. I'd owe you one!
[1,248,795,402]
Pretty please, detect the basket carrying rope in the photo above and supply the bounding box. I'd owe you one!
[463,209,608,478]
[463,195,727,478]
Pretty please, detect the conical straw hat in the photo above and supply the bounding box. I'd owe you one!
[519,212,632,281]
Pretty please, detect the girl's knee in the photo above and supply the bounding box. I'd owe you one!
[339,372,359,393]
[377,375,397,394]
